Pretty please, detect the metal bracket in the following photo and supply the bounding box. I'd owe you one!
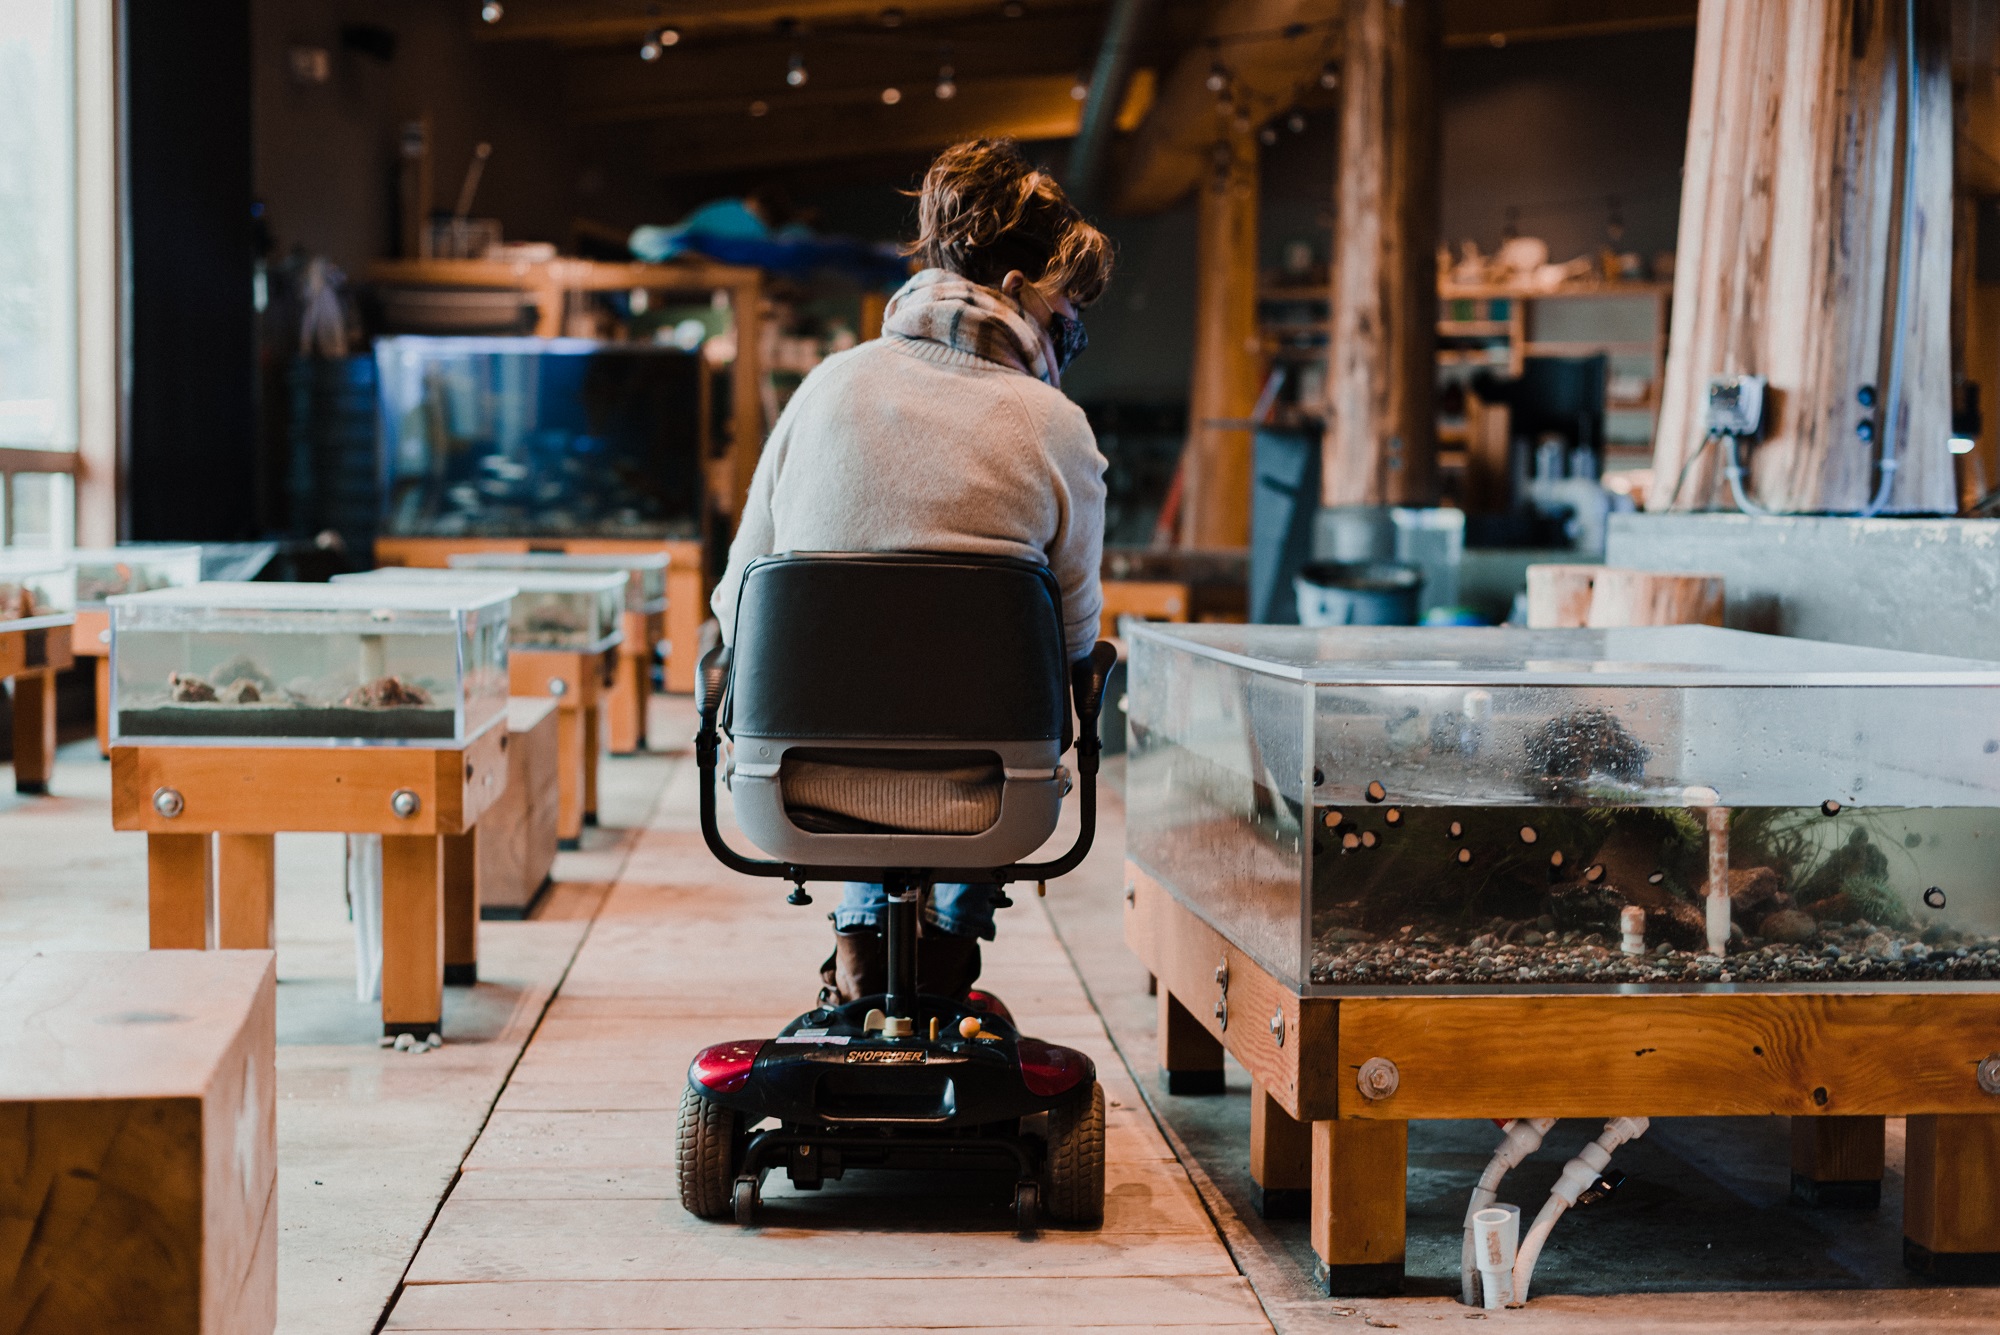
[1213,957,1230,1031]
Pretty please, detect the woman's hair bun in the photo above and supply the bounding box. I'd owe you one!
[907,139,1111,306]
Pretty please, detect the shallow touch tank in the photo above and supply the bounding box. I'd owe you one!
[334,567,626,653]
[0,552,78,625]
[374,336,704,540]
[1124,623,2000,992]
[448,550,668,614]
[110,583,510,745]
[67,545,204,605]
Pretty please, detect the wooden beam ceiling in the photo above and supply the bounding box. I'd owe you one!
[478,0,1101,47]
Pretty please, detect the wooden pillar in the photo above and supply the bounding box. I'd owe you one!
[1791,1115,1885,1208]
[1157,987,1224,1094]
[214,833,276,951]
[1904,1114,2000,1276]
[1311,1118,1407,1296]
[1179,124,1260,549]
[1650,0,1955,514]
[1322,0,1441,508]
[147,832,211,949]
[442,829,479,986]
[1249,1080,1311,1218]
[11,669,57,795]
[728,276,767,528]
[381,833,443,1038]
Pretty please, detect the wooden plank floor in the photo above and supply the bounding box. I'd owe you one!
[386,760,1270,1333]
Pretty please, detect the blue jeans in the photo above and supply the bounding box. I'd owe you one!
[834,882,998,941]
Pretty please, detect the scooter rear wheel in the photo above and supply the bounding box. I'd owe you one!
[676,1086,741,1219]
[1041,1081,1106,1224]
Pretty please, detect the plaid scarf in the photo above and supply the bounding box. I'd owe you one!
[880,268,1061,387]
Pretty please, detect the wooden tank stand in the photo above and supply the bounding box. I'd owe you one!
[1,617,75,794]
[72,608,111,756]
[607,607,666,754]
[511,647,609,846]
[111,728,506,1038]
[1125,860,2000,1296]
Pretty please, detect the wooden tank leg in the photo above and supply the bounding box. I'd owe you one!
[1791,1116,1885,1208]
[582,702,602,826]
[214,833,276,951]
[1312,1119,1407,1296]
[94,656,110,757]
[1158,988,1224,1094]
[147,832,211,949]
[442,829,479,986]
[381,834,443,1039]
[1250,1080,1312,1218]
[1905,1114,2000,1279]
[11,669,56,794]
[665,567,701,694]
[555,703,583,847]
[607,650,642,754]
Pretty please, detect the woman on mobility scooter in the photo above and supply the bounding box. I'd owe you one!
[711,138,1112,1006]
[683,140,1116,1229]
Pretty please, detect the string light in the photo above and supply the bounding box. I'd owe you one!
[639,29,664,60]
[881,86,902,104]
[1318,61,1339,90]
[1206,60,1229,94]
[1259,125,1278,146]
[479,0,502,20]
[749,99,769,116]
[1287,111,1307,134]
[786,51,809,86]
[658,26,679,46]
[1069,75,1089,101]
[935,64,957,99]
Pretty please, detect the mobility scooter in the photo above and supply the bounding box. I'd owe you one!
[678,552,1117,1230]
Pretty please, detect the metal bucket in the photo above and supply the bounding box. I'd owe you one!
[1295,560,1423,627]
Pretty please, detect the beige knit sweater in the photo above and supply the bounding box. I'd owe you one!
[711,332,1107,660]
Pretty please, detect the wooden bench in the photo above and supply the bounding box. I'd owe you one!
[476,697,562,920]
[0,950,276,1333]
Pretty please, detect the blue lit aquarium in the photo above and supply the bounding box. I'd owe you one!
[375,336,704,539]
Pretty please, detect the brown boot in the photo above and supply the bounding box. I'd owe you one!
[916,930,983,1000]
[819,927,886,1005]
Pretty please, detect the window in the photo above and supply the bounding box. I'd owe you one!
[0,0,78,454]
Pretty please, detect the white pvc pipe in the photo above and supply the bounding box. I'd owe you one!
[1474,1205,1520,1309]
[1460,1117,1557,1306]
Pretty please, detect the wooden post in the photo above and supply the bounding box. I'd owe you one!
[1158,987,1224,1094]
[442,829,479,986]
[1179,123,1260,549]
[665,562,703,695]
[728,275,766,527]
[608,643,646,754]
[94,656,111,757]
[1250,1080,1312,1218]
[1323,0,1441,508]
[555,702,584,847]
[1650,0,1955,513]
[583,702,602,826]
[1311,1118,1407,1296]
[148,832,211,950]
[1791,1115,1886,1208]
[11,669,56,795]
[214,833,276,952]
[1904,1114,2000,1275]
[380,834,443,1038]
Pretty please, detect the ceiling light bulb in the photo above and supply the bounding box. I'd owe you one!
[749,99,769,117]
[1001,0,1025,15]
[786,52,808,86]
[1287,111,1307,134]
[659,26,679,46]
[935,65,957,99]
[639,31,663,60]
[479,0,502,20]
[880,6,904,26]
[1318,61,1339,90]
[1205,62,1228,94]
[1259,125,1278,146]
[1070,78,1089,101]
[881,86,902,104]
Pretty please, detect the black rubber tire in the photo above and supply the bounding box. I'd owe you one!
[1041,1081,1106,1224]
[1014,1179,1040,1234]
[676,1085,740,1219]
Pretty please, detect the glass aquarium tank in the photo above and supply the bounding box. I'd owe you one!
[334,567,626,652]
[375,336,703,540]
[110,583,510,746]
[1125,623,2000,993]
[448,550,668,614]
[0,552,77,627]
[68,545,204,605]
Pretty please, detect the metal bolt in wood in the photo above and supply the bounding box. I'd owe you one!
[391,788,422,819]
[152,787,184,818]
[1980,1055,2000,1096]
[1356,1056,1400,1101]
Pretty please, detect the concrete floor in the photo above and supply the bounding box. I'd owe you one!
[2,709,1994,1331]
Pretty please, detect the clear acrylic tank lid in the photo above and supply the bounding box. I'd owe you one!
[448,550,668,613]
[334,567,626,653]
[1125,623,2000,994]
[67,545,204,605]
[109,582,511,747]
[0,553,77,628]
